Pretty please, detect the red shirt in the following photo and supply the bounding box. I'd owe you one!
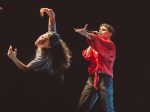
[82,33,116,90]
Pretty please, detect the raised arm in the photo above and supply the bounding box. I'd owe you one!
[40,8,57,32]
[7,46,28,71]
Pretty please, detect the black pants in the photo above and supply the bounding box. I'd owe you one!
[78,73,115,112]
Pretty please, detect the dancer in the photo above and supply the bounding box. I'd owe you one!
[7,8,71,111]
[75,23,116,112]
[7,8,71,78]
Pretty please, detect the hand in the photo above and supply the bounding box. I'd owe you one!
[74,24,88,36]
[40,8,55,17]
[7,45,17,60]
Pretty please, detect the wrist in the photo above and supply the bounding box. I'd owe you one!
[11,56,17,61]
[49,16,55,21]
[84,32,89,38]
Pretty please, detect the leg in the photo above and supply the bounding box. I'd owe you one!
[78,77,99,112]
[99,74,115,112]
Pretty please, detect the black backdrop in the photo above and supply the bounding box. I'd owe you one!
[0,0,150,112]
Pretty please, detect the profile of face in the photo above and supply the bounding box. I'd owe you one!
[35,33,51,48]
[99,26,109,34]
[99,25,112,39]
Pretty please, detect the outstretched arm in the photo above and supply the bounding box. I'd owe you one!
[74,24,92,39]
[40,8,57,32]
[7,46,28,71]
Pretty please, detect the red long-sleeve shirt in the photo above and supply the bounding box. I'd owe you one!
[82,33,116,90]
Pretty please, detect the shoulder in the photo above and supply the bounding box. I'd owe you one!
[105,40,116,51]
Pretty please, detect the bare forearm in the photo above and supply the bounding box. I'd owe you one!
[48,16,57,32]
[79,31,91,39]
[84,32,91,39]
[85,46,92,57]
[11,57,28,71]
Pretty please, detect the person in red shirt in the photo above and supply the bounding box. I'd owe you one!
[74,23,116,112]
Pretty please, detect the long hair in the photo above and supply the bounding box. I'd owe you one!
[41,33,72,74]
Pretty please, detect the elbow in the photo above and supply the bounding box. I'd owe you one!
[20,66,29,72]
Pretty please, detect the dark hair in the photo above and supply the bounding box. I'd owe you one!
[100,23,115,37]
[42,32,71,73]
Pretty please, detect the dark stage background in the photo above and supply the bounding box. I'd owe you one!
[0,0,149,112]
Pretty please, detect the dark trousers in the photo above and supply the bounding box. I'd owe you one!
[78,73,115,112]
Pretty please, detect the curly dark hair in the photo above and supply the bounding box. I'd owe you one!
[41,32,72,74]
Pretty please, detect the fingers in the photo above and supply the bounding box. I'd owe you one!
[40,11,43,17]
[40,8,44,17]
[74,28,81,33]
[9,45,13,52]
[14,48,17,55]
[8,45,17,53]
[74,28,78,32]
[40,8,48,17]
[8,45,12,56]
[7,45,17,59]
[84,24,88,30]
[74,24,88,32]
[40,8,54,17]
